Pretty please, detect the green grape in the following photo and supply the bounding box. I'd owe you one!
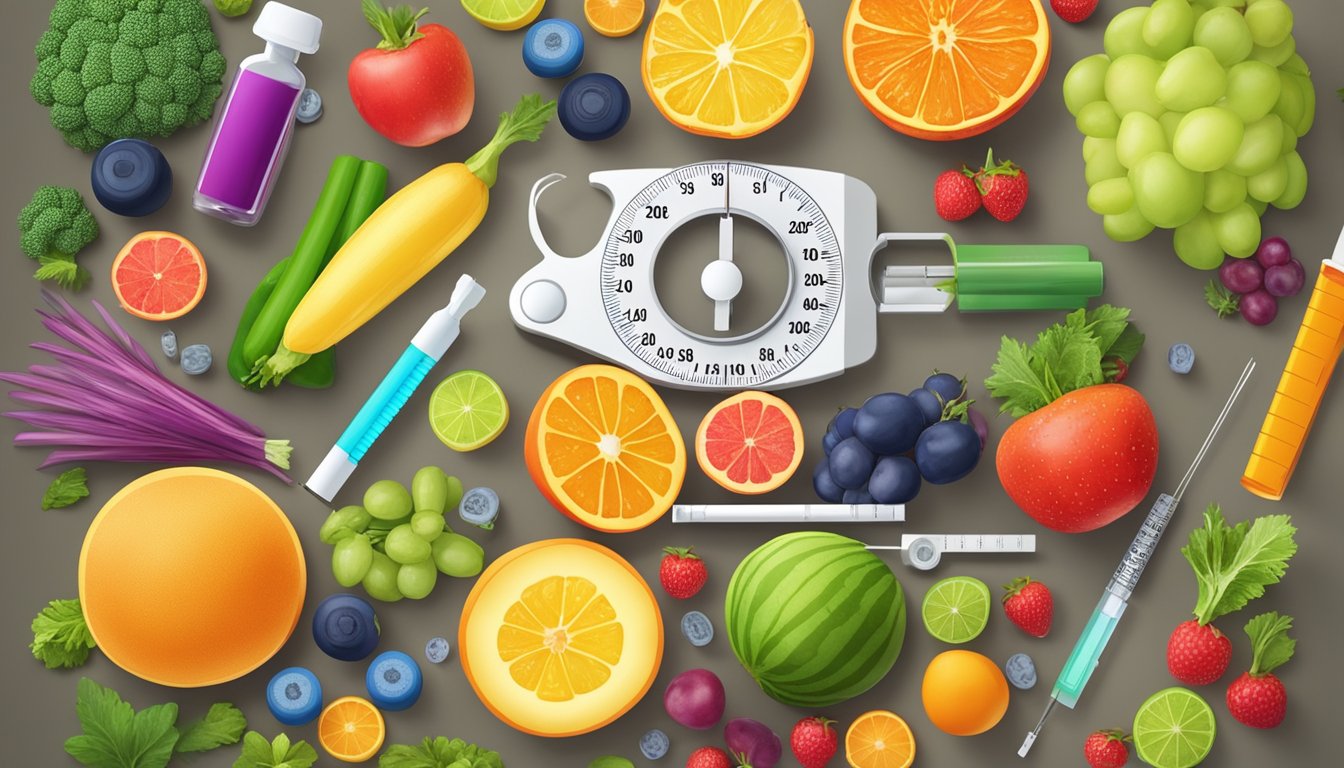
[1143,0,1196,59]
[1189,0,1212,15]
[1270,70,1304,134]
[433,533,485,578]
[1173,212,1225,270]
[1204,168,1249,213]
[320,505,373,545]
[1156,47,1226,112]
[1105,55,1165,117]
[384,523,431,565]
[362,551,404,602]
[1158,111,1185,143]
[411,465,449,514]
[1280,52,1309,77]
[1249,198,1269,216]
[1272,150,1307,209]
[1088,178,1135,216]
[1077,101,1121,138]
[1063,54,1111,116]
[396,560,438,600]
[1223,61,1281,122]
[1227,114,1284,176]
[1132,152,1205,229]
[1248,35,1295,67]
[1116,112,1169,168]
[1292,72,1315,136]
[1212,203,1262,257]
[411,510,446,542]
[1245,0,1293,47]
[365,479,413,520]
[1193,7,1253,65]
[444,475,464,512]
[1206,0,1244,8]
[1247,155,1289,202]
[1173,107,1243,172]
[1083,136,1105,162]
[1280,124,1297,155]
[332,533,375,588]
[1085,141,1127,185]
[1104,205,1157,242]
[1105,7,1158,59]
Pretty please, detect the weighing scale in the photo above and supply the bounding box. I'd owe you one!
[511,161,1103,391]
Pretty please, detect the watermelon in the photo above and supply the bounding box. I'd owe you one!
[725,531,906,707]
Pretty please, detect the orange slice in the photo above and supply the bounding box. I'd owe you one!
[525,364,685,533]
[586,0,646,37]
[318,696,385,763]
[641,0,814,139]
[695,390,804,494]
[844,0,1051,141]
[845,710,916,768]
[110,231,207,321]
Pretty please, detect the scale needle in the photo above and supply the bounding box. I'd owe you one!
[704,162,742,333]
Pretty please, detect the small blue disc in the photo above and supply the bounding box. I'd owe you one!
[266,667,323,726]
[1004,653,1037,690]
[1168,343,1195,374]
[296,88,323,124]
[558,73,630,142]
[680,610,714,647]
[90,138,172,217]
[160,330,178,360]
[523,18,584,78]
[366,650,423,711]
[640,728,670,760]
[425,636,451,664]
[459,487,499,529]
[180,344,212,375]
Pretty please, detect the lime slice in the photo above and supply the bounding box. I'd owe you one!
[460,0,546,31]
[429,370,509,451]
[1133,687,1216,768]
[921,576,991,644]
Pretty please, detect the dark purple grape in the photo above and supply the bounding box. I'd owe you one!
[1263,260,1305,297]
[854,393,924,455]
[966,407,989,451]
[1240,289,1278,326]
[1219,257,1264,295]
[812,460,844,502]
[923,373,966,405]
[868,455,921,504]
[842,487,875,504]
[908,388,942,427]
[828,407,858,440]
[1254,236,1292,268]
[828,437,876,489]
[914,421,981,484]
[822,427,842,455]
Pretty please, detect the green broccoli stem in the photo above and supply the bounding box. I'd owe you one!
[34,253,91,291]
[361,0,427,50]
[250,344,312,387]
[465,95,558,188]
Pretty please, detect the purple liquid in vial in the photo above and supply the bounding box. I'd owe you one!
[196,70,299,221]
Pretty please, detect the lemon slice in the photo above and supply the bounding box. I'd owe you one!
[460,0,546,31]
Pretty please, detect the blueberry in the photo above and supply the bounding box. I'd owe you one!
[828,407,858,439]
[180,343,212,375]
[365,651,422,711]
[842,487,875,504]
[909,387,942,426]
[639,729,670,760]
[854,393,924,455]
[160,330,177,359]
[1168,343,1195,375]
[822,427,842,455]
[266,667,322,726]
[812,460,845,502]
[424,636,450,664]
[1004,653,1037,690]
[828,437,876,489]
[914,420,981,484]
[868,455,921,504]
[680,610,713,646]
[296,88,323,123]
[924,372,966,404]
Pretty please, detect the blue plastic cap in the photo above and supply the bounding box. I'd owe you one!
[266,667,323,726]
[559,73,631,142]
[366,651,423,711]
[524,18,584,78]
[90,139,172,217]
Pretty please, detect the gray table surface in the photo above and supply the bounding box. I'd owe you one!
[3,1,1342,766]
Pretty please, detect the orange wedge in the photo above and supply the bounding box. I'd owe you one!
[845,710,916,768]
[844,0,1051,141]
[524,364,685,533]
[586,0,646,37]
[641,0,814,139]
[318,696,385,763]
[110,231,207,321]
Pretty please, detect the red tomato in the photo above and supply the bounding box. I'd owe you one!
[348,24,474,147]
[995,384,1159,533]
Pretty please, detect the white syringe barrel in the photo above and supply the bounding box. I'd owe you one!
[1107,493,1179,601]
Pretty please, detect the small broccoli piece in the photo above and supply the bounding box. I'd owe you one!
[19,185,99,290]
[30,0,226,152]
[214,0,254,18]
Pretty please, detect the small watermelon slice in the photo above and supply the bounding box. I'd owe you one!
[695,391,804,494]
[111,231,207,321]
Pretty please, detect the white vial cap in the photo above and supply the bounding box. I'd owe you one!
[254,2,322,55]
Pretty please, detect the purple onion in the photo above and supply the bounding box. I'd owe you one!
[663,668,725,730]
[724,718,782,768]
[1264,260,1306,298]
[1219,257,1264,295]
[1254,236,1292,268]
[1240,289,1279,326]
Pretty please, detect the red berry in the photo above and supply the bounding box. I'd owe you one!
[1002,577,1053,638]
[686,746,732,768]
[660,546,708,599]
[1051,0,1100,23]
[933,168,981,221]
[1166,620,1233,686]
[976,150,1030,222]
[1227,671,1288,728]
[789,716,838,768]
[1083,729,1130,768]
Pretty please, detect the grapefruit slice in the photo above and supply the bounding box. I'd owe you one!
[843,0,1051,141]
[110,231,207,321]
[695,391,803,494]
[525,365,685,533]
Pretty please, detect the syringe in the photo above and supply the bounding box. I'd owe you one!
[1018,358,1256,757]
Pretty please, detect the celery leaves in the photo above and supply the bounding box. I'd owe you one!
[1181,504,1297,625]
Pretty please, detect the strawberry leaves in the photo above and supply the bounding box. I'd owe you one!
[1181,505,1297,625]
[1205,279,1240,318]
[1244,612,1295,677]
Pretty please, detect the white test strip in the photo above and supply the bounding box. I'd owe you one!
[672,503,905,524]
[867,533,1037,570]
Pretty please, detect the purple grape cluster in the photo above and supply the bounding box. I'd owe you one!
[813,373,988,506]
[1216,237,1306,327]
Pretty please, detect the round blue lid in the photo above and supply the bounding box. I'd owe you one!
[559,73,630,142]
[366,651,423,711]
[523,18,584,79]
[266,667,323,726]
[312,594,380,662]
[90,139,172,217]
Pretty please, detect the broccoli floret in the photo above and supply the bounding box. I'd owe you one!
[18,185,99,290]
[30,0,226,152]
[213,0,254,18]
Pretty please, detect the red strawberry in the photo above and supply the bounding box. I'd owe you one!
[1226,611,1294,728]
[686,746,732,768]
[1002,577,1053,638]
[660,546,708,599]
[1083,729,1130,768]
[789,717,838,768]
[1051,0,1100,24]
[975,149,1030,222]
[1167,619,1232,686]
[934,168,981,221]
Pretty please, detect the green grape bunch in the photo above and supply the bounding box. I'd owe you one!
[1063,0,1314,269]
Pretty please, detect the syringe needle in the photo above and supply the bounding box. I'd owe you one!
[1019,696,1058,757]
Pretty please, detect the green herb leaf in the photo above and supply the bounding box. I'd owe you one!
[465,94,558,188]
[1105,325,1147,366]
[31,598,96,669]
[1031,320,1104,396]
[64,678,180,768]
[379,737,504,768]
[234,731,318,768]
[1079,305,1131,355]
[35,252,92,290]
[1205,279,1240,318]
[42,467,90,510]
[175,703,247,753]
[985,336,1051,416]
[1182,504,1298,625]
[1244,611,1295,677]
